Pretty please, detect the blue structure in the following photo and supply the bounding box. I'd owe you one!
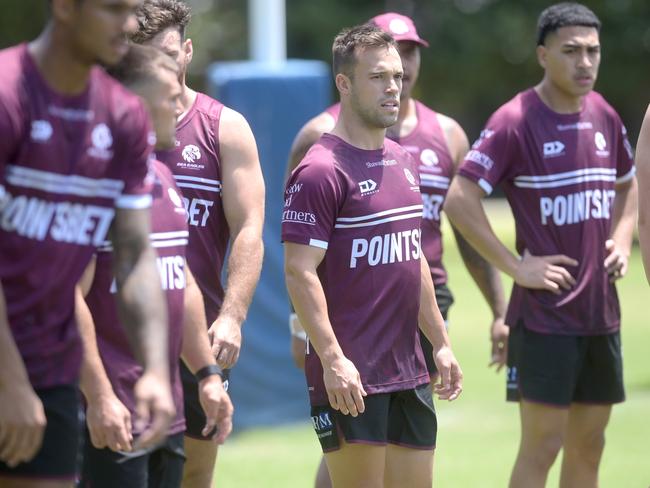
[206,60,331,430]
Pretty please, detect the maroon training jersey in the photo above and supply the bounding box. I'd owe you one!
[87,161,187,435]
[156,93,228,325]
[0,44,154,389]
[458,89,635,336]
[282,134,429,405]
[323,102,455,285]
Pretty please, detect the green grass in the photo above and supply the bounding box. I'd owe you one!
[216,201,650,487]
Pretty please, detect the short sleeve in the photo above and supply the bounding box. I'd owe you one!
[113,98,155,210]
[614,118,635,184]
[457,115,519,196]
[281,158,341,250]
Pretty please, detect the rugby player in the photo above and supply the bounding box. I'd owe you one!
[444,3,637,487]
[130,1,265,486]
[0,1,175,485]
[76,43,233,488]
[283,24,462,488]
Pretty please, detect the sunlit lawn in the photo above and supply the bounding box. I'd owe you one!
[216,201,650,487]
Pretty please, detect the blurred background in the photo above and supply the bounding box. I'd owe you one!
[2,2,649,484]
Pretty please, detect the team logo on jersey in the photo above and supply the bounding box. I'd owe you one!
[358,179,378,195]
[420,149,439,167]
[594,131,610,157]
[31,120,52,142]
[182,144,202,163]
[403,168,416,185]
[543,141,565,158]
[88,123,114,160]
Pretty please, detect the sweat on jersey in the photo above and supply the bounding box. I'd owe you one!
[86,161,187,436]
[156,93,228,326]
[0,44,154,389]
[282,133,429,406]
[458,88,635,336]
[326,102,455,285]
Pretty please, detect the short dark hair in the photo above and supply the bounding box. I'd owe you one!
[131,0,191,44]
[332,23,397,77]
[107,44,178,88]
[537,2,601,46]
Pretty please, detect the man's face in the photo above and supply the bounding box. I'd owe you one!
[145,26,192,85]
[62,0,141,66]
[396,41,420,101]
[538,25,601,98]
[140,65,182,149]
[348,44,403,129]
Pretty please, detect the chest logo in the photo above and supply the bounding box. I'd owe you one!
[182,144,202,163]
[543,140,565,158]
[595,131,610,157]
[88,123,114,160]
[420,149,439,166]
[403,168,417,185]
[359,179,378,195]
[31,120,52,143]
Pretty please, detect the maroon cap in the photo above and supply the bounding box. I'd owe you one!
[369,12,429,48]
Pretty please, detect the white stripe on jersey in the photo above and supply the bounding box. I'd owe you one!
[98,234,188,252]
[335,204,423,223]
[419,174,450,189]
[176,182,221,193]
[514,167,616,183]
[6,164,124,198]
[115,194,153,209]
[174,175,221,185]
[513,174,616,189]
[616,167,636,184]
[308,238,328,249]
[150,231,189,240]
[335,211,423,229]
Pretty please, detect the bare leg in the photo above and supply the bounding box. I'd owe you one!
[509,400,569,488]
[182,436,218,488]
[559,403,612,488]
[323,440,385,488]
[384,444,434,488]
[314,455,332,488]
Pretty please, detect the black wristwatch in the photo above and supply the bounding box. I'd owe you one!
[195,364,223,381]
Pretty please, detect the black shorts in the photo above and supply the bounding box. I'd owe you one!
[310,383,436,453]
[506,323,625,406]
[180,361,230,440]
[0,384,82,481]
[80,431,185,488]
[420,283,454,376]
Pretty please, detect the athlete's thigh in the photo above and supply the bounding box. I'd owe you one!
[565,403,612,444]
[324,439,385,488]
[519,400,569,444]
[182,436,218,475]
[384,444,433,488]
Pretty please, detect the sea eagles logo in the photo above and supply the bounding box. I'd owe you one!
[594,131,610,157]
[182,144,201,163]
[404,168,416,185]
[88,123,114,159]
[31,120,52,142]
[420,149,439,167]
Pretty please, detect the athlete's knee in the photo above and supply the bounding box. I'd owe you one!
[522,430,565,469]
[566,429,606,467]
[181,465,215,488]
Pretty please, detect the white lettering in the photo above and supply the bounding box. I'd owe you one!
[184,197,214,227]
[349,229,421,268]
[539,190,616,226]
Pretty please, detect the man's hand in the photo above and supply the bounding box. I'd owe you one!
[0,382,46,467]
[488,318,509,372]
[514,250,578,294]
[198,376,234,444]
[604,239,629,282]
[323,356,367,417]
[132,370,175,450]
[432,346,463,401]
[208,316,242,370]
[86,392,132,452]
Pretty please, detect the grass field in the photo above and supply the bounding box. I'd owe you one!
[216,201,650,487]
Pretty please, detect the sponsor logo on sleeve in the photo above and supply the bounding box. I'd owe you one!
[471,129,495,149]
[465,149,494,170]
[365,159,397,168]
[282,209,317,225]
[594,131,610,157]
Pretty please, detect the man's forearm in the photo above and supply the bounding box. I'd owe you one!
[418,255,451,351]
[113,244,168,376]
[611,179,638,253]
[219,226,263,326]
[0,284,30,388]
[452,226,507,319]
[76,287,114,399]
[181,275,216,373]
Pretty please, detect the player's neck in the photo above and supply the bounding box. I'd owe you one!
[388,97,417,139]
[29,26,93,96]
[332,106,386,150]
[535,80,585,114]
[177,85,198,123]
